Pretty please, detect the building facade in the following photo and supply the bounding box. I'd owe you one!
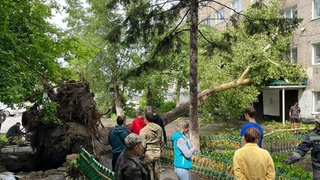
[198,0,320,122]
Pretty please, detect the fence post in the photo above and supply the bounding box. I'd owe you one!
[275,166,280,180]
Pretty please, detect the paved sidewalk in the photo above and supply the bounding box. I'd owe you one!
[0,144,206,179]
[0,144,32,153]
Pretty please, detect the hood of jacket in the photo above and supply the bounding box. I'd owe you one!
[113,125,128,135]
[135,116,145,125]
[172,131,184,142]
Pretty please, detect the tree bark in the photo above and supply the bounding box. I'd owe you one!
[146,84,153,112]
[174,83,181,107]
[189,0,200,150]
[113,83,124,116]
[162,67,251,125]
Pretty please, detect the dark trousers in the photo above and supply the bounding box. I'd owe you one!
[314,168,320,180]
[112,152,121,171]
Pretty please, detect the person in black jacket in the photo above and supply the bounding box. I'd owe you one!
[6,122,23,144]
[108,116,131,171]
[21,112,29,132]
[152,108,167,144]
[282,118,320,180]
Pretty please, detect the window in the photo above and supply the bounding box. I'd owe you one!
[313,43,320,64]
[204,17,211,26]
[216,8,224,24]
[231,0,242,15]
[285,48,297,63]
[314,92,320,112]
[314,0,320,18]
[284,6,297,18]
[201,1,210,6]
[251,0,261,4]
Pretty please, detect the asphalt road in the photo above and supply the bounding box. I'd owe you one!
[0,114,22,133]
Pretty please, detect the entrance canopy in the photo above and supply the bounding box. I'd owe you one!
[264,80,307,125]
[266,80,307,89]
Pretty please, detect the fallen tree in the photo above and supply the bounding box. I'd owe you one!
[162,67,251,125]
[21,67,250,170]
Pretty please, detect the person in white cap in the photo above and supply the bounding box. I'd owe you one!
[282,118,320,180]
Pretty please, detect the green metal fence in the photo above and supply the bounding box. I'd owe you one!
[79,147,116,180]
[264,135,304,153]
[199,134,304,153]
[78,134,308,180]
[162,134,310,180]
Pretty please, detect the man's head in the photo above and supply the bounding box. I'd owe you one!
[16,122,21,126]
[244,107,256,120]
[145,112,154,123]
[294,102,299,107]
[124,133,142,155]
[152,108,158,115]
[244,127,260,144]
[116,116,126,126]
[136,111,142,117]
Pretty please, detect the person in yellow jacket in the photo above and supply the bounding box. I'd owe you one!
[233,127,275,179]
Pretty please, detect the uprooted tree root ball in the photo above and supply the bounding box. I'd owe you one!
[25,80,110,170]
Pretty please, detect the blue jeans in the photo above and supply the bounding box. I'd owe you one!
[174,167,191,180]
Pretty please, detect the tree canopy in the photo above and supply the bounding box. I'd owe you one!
[0,0,306,121]
[0,0,72,106]
[63,0,304,120]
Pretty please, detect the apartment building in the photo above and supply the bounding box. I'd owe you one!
[198,0,320,122]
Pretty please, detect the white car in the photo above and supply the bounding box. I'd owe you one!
[0,103,19,117]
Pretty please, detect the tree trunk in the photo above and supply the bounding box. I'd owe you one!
[174,83,181,107]
[146,84,153,112]
[114,84,124,116]
[162,67,251,125]
[189,0,200,150]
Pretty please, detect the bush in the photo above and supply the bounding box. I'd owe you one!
[124,106,136,118]
[158,101,176,115]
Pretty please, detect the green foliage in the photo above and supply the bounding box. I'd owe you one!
[138,89,167,111]
[110,113,117,120]
[65,0,192,116]
[0,134,8,143]
[123,106,136,118]
[65,0,306,123]
[195,122,313,179]
[201,86,259,121]
[158,101,176,115]
[138,96,147,110]
[67,155,80,179]
[198,0,306,122]
[43,101,62,124]
[272,154,312,179]
[0,0,73,106]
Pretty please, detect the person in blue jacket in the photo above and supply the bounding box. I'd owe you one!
[108,116,131,171]
[240,107,264,148]
[172,120,196,180]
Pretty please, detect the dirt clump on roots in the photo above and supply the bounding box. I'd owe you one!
[24,80,110,171]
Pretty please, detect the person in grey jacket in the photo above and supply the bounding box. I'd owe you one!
[108,116,131,171]
[282,118,320,180]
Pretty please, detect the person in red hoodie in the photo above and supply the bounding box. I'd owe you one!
[130,111,146,135]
